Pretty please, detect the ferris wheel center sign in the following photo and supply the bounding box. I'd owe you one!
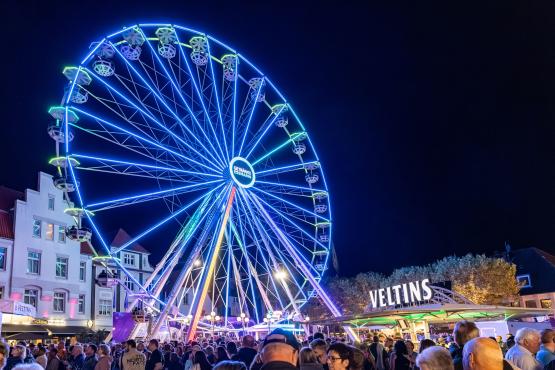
[229,157,256,188]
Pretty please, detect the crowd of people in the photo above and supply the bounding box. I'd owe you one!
[0,320,553,370]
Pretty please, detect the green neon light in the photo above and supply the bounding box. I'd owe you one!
[315,221,331,228]
[92,256,120,261]
[64,207,95,217]
[312,191,328,199]
[48,106,79,123]
[62,66,92,85]
[48,156,80,167]
[252,132,307,166]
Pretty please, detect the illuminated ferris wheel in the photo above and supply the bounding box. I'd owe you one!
[47,23,345,339]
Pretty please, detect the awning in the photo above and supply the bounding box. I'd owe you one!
[1,324,48,339]
[43,326,93,336]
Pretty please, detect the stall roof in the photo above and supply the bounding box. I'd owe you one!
[310,304,552,327]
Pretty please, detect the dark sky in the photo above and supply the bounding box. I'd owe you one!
[2,0,555,275]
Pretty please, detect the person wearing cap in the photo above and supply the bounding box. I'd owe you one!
[260,328,301,370]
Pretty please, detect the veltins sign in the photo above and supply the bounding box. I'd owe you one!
[369,279,433,309]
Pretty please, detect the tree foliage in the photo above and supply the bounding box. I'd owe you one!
[319,254,520,316]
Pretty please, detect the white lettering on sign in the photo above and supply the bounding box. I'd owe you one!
[233,165,252,179]
[369,279,433,309]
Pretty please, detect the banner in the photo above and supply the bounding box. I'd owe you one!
[112,312,135,342]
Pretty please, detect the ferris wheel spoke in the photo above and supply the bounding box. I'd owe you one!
[238,78,265,157]
[71,153,221,181]
[244,104,287,160]
[108,42,227,168]
[138,34,229,166]
[255,180,327,196]
[248,191,329,252]
[70,107,222,175]
[251,186,329,222]
[83,66,225,171]
[85,179,222,212]
[250,131,306,166]
[256,161,320,177]
[112,183,224,254]
[235,193,287,310]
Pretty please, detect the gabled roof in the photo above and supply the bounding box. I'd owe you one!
[511,247,555,295]
[110,228,150,254]
[0,186,23,211]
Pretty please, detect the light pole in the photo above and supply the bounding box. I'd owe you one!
[205,311,221,337]
[237,312,249,334]
[304,315,310,337]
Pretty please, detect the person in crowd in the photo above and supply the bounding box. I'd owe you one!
[504,328,542,370]
[225,344,237,359]
[299,347,324,370]
[121,340,146,370]
[6,345,26,370]
[495,337,507,355]
[389,340,411,370]
[69,345,85,370]
[145,340,163,370]
[326,343,353,370]
[36,348,48,370]
[45,349,60,370]
[369,336,387,370]
[536,329,555,367]
[191,351,212,370]
[205,347,216,365]
[166,353,181,370]
[357,343,375,370]
[94,345,112,370]
[215,347,229,364]
[212,361,246,370]
[313,333,325,341]
[135,344,146,356]
[185,345,201,370]
[506,336,515,352]
[309,339,329,370]
[83,345,98,370]
[405,341,417,367]
[12,364,44,370]
[259,328,301,370]
[57,344,67,364]
[450,321,480,370]
[462,337,504,370]
[415,346,454,370]
[231,336,257,368]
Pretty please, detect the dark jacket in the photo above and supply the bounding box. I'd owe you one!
[449,344,463,370]
[71,354,86,370]
[231,348,257,368]
[5,357,24,370]
[83,355,98,370]
[260,361,297,370]
[300,363,324,370]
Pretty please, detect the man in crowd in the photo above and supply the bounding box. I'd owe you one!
[369,336,388,370]
[231,335,258,368]
[145,340,163,370]
[259,328,300,370]
[451,320,480,370]
[462,337,503,370]
[537,329,555,367]
[35,347,48,370]
[6,345,26,370]
[505,328,542,370]
[416,346,454,370]
[70,345,86,370]
[83,344,97,370]
[309,339,328,370]
[121,340,146,370]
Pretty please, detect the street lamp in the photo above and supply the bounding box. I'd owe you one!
[237,312,249,333]
[206,311,220,337]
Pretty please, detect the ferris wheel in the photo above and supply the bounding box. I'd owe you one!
[47,23,349,340]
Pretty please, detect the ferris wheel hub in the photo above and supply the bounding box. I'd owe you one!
[229,156,255,188]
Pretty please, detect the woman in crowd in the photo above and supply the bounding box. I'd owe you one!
[192,351,213,370]
[215,347,230,364]
[299,347,323,370]
[389,340,411,370]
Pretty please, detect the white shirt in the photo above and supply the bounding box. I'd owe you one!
[36,354,48,369]
[505,344,542,370]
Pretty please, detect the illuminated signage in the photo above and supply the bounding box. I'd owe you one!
[369,279,433,309]
[229,157,255,188]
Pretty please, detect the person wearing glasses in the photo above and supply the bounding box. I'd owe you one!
[326,343,353,370]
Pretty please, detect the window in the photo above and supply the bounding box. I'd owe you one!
[0,248,7,270]
[0,286,4,299]
[32,220,41,238]
[525,300,538,308]
[124,275,135,291]
[541,299,553,309]
[45,223,54,241]
[98,299,112,316]
[78,294,85,314]
[53,292,65,312]
[24,289,39,308]
[123,253,136,266]
[517,274,532,288]
[58,226,66,243]
[55,257,68,279]
[79,261,86,282]
[27,251,41,274]
[48,195,55,211]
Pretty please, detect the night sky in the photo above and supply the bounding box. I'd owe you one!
[2,1,555,276]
